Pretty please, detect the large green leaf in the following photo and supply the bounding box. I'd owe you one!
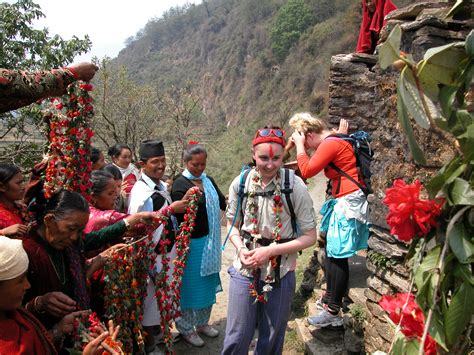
[429,308,449,351]
[416,273,434,311]
[396,79,427,164]
[399,66,440,129]
[391,333,406,355]
[426,157,465,198]
[444,283,474,346]
[414,246,440,291]
[448,178,474,205]
[438,85,457,120]
[448,222,474,263]
[378,25,401,69]
[466,30,474,58]
[457,122,474,161]
[418,44,465,86]
[404,339,421,354]
[453,261,474,285]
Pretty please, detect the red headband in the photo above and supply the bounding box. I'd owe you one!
[252,135,286,147]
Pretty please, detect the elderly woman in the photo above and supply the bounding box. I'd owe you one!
[0,236,114,354]
[171,142,226,347]
[290,112,369,328]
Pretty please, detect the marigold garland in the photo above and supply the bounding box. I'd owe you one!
[247,169,283,303]
[43,81,94,200]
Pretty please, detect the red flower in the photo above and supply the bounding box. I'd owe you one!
[383,180,444,242]
[379,293,437,355]
[79,83,93,91]
[273,195,281,204]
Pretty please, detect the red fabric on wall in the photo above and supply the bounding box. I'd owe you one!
[356,0,397,54]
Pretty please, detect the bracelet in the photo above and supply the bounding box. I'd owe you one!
[168,205,175,216]
[64,66,79,79]
[34,296,46,314]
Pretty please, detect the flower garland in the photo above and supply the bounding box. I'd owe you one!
[103,215,167,353]
[42,82,94,200]
[71,312,124,354]
[247,169,283,303]
[153,186,202,353]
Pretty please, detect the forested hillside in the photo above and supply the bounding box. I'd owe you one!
[113,0,412,187]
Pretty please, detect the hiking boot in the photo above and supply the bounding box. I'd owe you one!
[182,332,205,347]
[196,324,219,338]
[307,310,343,328]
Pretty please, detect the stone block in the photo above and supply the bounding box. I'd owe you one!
[366,299,387,321]
[294,318,345,355]
[385,2,448,21]
[368,235,407,259]
[344,327,365,353]
[367,260,411,292]
[366,275,394,297]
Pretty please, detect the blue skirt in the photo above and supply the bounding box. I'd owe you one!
[180,236,222,310]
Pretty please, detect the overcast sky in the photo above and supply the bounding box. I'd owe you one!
[28,0,201,62]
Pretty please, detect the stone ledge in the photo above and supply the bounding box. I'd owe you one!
[294,318,345,355]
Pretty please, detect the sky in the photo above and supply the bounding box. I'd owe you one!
[28,0,201,62]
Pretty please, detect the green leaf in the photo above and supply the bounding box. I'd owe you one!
[378,25,401,69]
[404,339,421,354]
[453,261,474,285]
[448,178,474,205]
[418,44,465,86]
[426,157,465,198]
[438,85,457,119]
[399,66,439,129]
[444,283,474,346]
[416,272,433,311]
[448,222,474,263]
[429,309,448,351]
[414,246,440,291]
[457,122,474,161]
[396,79,427,164]
[391,332,406,355]
[466,30,474,58]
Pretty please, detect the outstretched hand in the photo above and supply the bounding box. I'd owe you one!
[334,119,349,134]
[68,62,99,82]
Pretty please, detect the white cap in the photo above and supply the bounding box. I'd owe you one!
[0,236,29,281]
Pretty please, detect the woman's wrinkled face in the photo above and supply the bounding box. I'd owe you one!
[252,143,284,181]
[0,173,25,202]
[113,148,132,169]
[43,211,89,250]
[0,272,30,311]
[185,153,207,177]
[93,178,119,211]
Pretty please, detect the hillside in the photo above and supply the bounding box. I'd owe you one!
[114,0,412,188]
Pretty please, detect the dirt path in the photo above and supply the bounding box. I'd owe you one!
[156,173,328,355]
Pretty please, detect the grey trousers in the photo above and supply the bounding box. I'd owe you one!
[221,266,296,355]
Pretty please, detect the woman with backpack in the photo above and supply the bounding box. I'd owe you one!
[290,112,369,328]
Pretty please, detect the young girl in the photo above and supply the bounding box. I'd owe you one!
[0,164,29,237]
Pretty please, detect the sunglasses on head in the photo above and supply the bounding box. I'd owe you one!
[255,128,285,138]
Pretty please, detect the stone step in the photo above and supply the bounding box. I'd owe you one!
[294,318,345,355]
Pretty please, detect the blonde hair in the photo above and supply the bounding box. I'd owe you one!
[288,112,326,134]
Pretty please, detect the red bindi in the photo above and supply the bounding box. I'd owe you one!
[268,144,274,158]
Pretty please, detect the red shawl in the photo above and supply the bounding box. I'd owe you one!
[0,308,57,355]
[0,202,25,230]
[356,0,397,54]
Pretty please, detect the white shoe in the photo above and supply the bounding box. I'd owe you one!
[182,332,205,347]
[307,310,343,328]
[196,324,219,338]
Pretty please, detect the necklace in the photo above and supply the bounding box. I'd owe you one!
[48,252,67,285]
[247,169,283,303]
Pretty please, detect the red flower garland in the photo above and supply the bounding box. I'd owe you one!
[153,186,202,353]
[43,81,94,200]
[379,293,437,354]
[383,179,444,242]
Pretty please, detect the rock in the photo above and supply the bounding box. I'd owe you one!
[385,2,449,21]
[367,260,411,292]
[369,225,400,244]
[366,299,387,321]
[294,318,346,355]
[344,327,365,353]
[366,275,396,297]
[368,236,407,259]
[309,325,345,343]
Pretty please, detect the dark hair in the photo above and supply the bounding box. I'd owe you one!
[182,143,207,163]
[90,170,115,195]
[36,189,89,224]
[102,164,122,181]
[90,146,102,164]
[0,164,21,184]
[108,144,131,159]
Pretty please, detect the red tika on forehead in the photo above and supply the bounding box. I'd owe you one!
[268,144,274,158]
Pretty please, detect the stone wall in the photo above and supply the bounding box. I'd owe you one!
[325,1,471,352]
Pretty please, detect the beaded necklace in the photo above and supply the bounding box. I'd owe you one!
[247,169,284,303]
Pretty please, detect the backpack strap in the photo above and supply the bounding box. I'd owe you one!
[328,162,369,196]
[282,168,298,236]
